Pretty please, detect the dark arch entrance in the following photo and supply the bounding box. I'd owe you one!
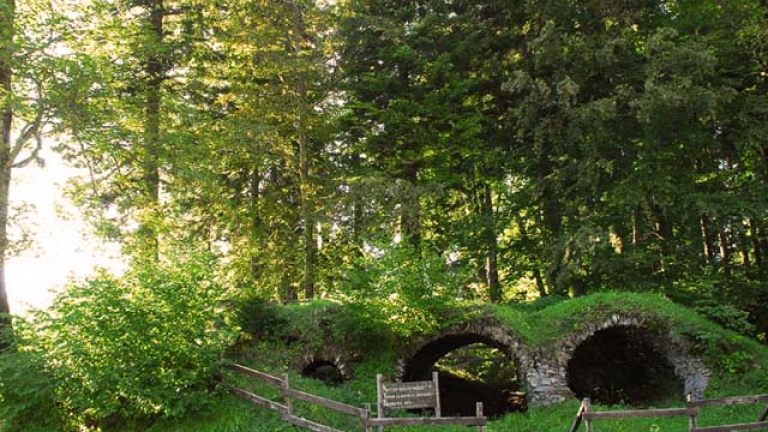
[566,325,683,406]
[402,334,525,418]
[301,360,344,386]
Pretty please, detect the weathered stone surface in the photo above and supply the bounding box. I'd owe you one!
[525,315,712,406]
[300,309,712,408]
[394,317,532,386]
[297,348,352,382]
[392,313,711,407]
[525,359,573,405]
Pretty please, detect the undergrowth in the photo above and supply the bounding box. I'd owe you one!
[3,292,768,432]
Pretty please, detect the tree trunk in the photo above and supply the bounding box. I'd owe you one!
[290,1,316,300]
[401,164,421,249]
[0,170,10,321]
[0,0,16,326]
[481,183,501,303]
[719,225,731,277]
[533,269,547,298]
[740,227,751,270]
[250,167,262,280]
[701,215,717,265]
[542,197,563,294]
[750,219,763,269]
[648,195,672,272]
[632,206,643,248]
[139,0,164,262]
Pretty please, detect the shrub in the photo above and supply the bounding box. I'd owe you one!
[339,244,464,337]
[8,251,239,429]
[234,296,288,342]
[693,300,756,337]
[0,319,66,432]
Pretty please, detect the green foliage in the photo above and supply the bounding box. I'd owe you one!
[0,321,64,432]
[281,300,394,355]
[234,296,288,342]
[6,292,766,432]
[339,244,465,337]
[512,293,569,312]
[693,300,757,338]
[2,251,238,430]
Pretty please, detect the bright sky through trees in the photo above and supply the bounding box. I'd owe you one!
[6,146,124,314]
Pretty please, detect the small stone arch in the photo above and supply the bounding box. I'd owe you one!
[560,315,711,405]
[301,359,345,386]
[296,349,353,384]
[396,318,531,418]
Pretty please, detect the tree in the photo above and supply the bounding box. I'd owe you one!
[1,0,67,326]
[0,0,14,321]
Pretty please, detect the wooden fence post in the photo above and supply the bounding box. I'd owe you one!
[476,402,485,432]
[433,371,442,418]
[686,393,697,432]
[583,398,593,432]
[364,403,373,432]
[376,374,385,432]
[569,399,586,432]
[282,373,293,416]
[759,403,768,422]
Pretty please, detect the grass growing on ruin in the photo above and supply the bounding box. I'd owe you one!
[170,293,768,432]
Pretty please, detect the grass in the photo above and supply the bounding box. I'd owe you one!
[20,293,768,432]
[218,293,767,432]
[152,357,768,432]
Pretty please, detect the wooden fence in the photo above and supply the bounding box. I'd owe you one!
[570,394,768,432]
[226,363,768,432]
[226,364,487,432]
[225,363,371,432]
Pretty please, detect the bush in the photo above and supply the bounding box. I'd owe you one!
[4,251,239,430]
[234,296,288,342]
[693,300,756,337]
[339,244,464,337]
[0,320,65,432]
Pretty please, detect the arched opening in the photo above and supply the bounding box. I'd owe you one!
[402,334,525,418]
[301,360,344,386]
[566,325,683,406]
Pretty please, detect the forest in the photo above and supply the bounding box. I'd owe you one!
[1,0,768,431]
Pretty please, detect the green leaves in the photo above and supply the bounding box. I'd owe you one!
[338,243,466,337]
[4,250,238,429]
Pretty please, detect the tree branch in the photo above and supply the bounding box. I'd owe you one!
[11,123,42,168]
[11,79,46,168]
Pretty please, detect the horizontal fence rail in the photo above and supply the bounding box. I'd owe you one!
[365,416,486,427]
[571,394,768,432]
[226,385,290,415]
[585,407,695,420]
[226,363,768,432]
[689,394,768,432]
[225,363,370,432]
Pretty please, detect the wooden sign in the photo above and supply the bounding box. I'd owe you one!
[382,380,437,410]
[377,372,441,416]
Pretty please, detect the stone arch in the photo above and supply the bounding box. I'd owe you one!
[396,318,531,418]
[296,348,353,384]
[301,359,344,386]
[560,315,711,404]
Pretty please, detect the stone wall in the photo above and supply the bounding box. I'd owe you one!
[527,314,712,405]
[394,316,532,386]
[393,313,712,407]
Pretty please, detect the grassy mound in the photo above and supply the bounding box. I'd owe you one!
[182,293,768,432]
[10,293,762,432]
